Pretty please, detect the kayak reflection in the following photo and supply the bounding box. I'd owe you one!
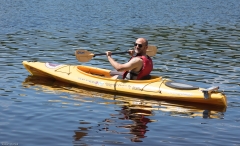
[22,76,226,141]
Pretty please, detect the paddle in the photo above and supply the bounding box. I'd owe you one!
[75,45,157,62]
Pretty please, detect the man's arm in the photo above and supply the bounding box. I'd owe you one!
[106,51,142,72]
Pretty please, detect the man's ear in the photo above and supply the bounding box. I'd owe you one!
[145,46,148,50]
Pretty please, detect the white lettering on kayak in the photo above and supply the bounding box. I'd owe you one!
[78,77,105,86]
[132,86,141,90]
[105,83,131,89]
[95,81,104,86]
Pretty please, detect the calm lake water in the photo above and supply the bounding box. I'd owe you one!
[1,0,240,145]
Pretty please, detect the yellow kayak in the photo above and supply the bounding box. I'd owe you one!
[22,61,227,107]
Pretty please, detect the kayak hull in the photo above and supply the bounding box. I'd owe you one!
[22,61,227,107]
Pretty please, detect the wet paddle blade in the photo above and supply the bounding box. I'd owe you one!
[75,50,94,62]
[146,45,157,57]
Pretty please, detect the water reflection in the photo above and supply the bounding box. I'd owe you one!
[117,105,153,142]
[73,127,88,141]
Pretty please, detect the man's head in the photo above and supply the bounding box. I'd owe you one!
[134,38,148,55]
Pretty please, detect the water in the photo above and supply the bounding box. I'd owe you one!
[1,0,240,145]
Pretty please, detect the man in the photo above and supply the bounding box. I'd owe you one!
[106,38,153,80]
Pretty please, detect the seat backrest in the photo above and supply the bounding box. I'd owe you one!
[140,74,152,80]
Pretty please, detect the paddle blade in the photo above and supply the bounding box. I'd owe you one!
[75,50,94,62]
[146,45,157,57]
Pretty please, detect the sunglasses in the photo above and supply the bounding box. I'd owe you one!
[134,43,143,48]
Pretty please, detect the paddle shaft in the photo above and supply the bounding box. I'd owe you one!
[93,51,129,57]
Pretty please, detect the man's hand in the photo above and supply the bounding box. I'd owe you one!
[128,50,135,56]
[106,51,112,57]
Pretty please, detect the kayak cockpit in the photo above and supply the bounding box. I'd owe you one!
[77,65,112,77]
[76,65,161,82]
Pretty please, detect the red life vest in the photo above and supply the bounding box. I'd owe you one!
[123,55,153,80]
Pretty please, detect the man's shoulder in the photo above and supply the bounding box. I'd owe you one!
[131,57,143,62]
